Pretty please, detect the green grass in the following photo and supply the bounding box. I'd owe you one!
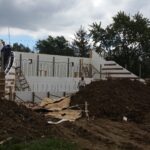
[0,138,78,150]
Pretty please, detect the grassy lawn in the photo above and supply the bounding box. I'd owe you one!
[0,138,78,150]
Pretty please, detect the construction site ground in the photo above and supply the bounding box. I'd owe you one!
[0,79,150,150]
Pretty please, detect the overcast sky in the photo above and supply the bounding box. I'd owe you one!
[0,0,150,49]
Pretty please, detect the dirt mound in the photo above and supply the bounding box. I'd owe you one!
[71,79,150,123]
[0,99,58,141]
[60,119,150,150]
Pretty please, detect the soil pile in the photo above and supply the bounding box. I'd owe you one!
[0,99,57,141]
[71,79,150,123]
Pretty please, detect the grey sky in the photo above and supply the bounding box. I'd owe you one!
[0,0,150,41]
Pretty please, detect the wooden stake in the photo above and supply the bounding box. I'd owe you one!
[85,101,89,120]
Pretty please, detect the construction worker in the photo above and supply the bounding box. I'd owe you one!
[78,76,86,91]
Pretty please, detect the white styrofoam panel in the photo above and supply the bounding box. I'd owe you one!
[14,52,91,77]
[23,77,93,92]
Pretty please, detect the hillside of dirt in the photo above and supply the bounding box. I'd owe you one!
[71,79,150,123]
[59,118,150,150]
[0,99,58,142]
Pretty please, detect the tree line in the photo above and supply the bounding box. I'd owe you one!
[11,11,150,78]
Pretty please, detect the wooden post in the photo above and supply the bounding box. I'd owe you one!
[89,64,92,78]
[85,101,89,120]
[9,86,13,101]
[19,54,22,75]
[47,92,50,98]
[36,55,39,76]
[13,92,16,101]
[63,92,66,97]
[67,58,70,77]
[100,64,102,79]
[52,57,55,77]
[44,70,47,76]
[79,59,83,77]
[32,92,35,103]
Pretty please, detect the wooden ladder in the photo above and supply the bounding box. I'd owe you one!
[15,67,31,91]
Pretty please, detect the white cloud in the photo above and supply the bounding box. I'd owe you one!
[0,0,150,42]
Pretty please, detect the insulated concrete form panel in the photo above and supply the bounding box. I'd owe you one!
[91,51,106,72]
[14,52,91,77]
[26,77,93,92]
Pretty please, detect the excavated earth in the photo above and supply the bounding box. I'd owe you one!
[0,99,58,142]
[71,79,150,124]
[0,79,150,150]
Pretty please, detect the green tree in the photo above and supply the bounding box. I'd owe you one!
[72,26,91,57]
[36,36,74,56]
[90,11,150,77]
[12,43,31,52]
[111,12,150,77]
[89,22,115,57]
